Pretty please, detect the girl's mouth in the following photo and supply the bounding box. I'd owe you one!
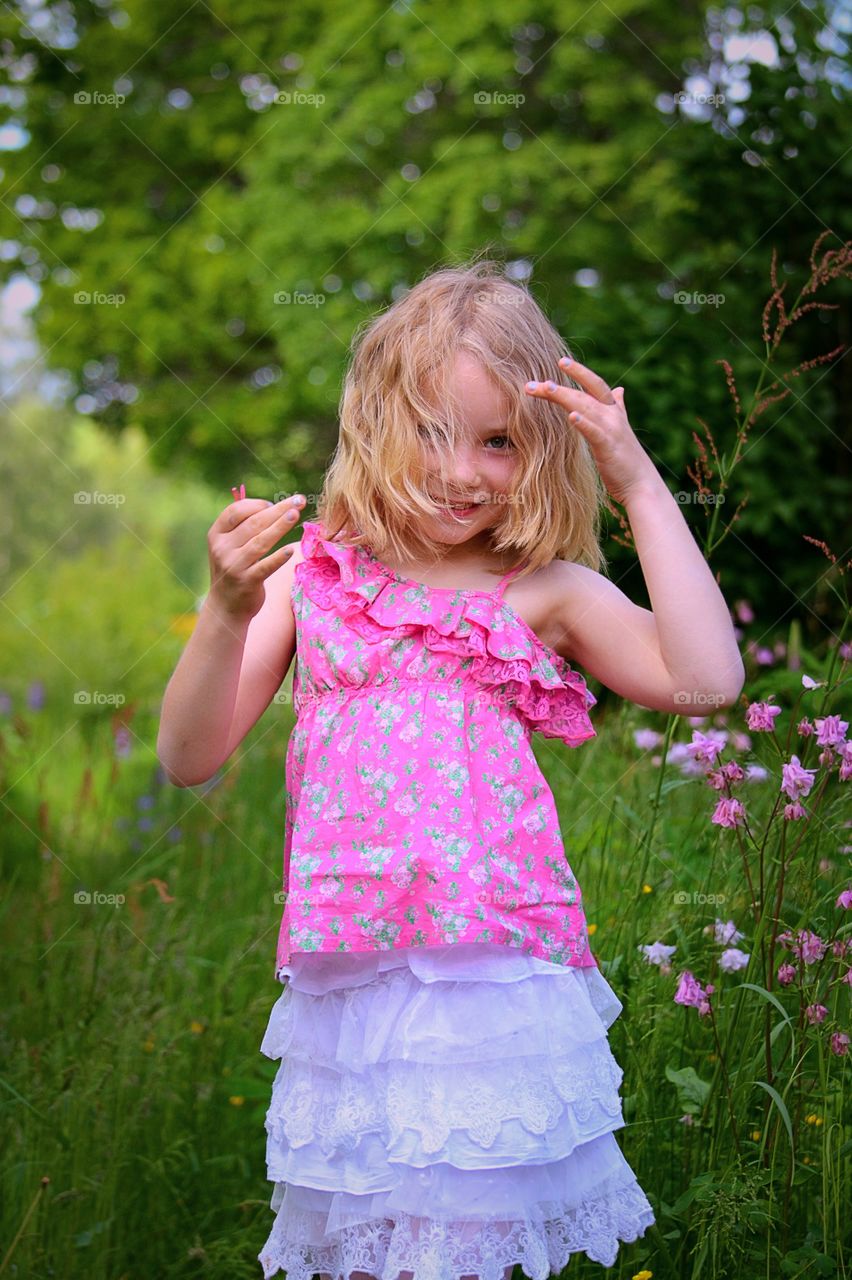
[435,503,482,519]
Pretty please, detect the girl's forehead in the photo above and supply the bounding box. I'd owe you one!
[422,355,510,422]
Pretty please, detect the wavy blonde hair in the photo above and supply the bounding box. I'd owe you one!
[316,256,608,581]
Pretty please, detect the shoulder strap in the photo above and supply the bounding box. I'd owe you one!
[494,559,529,599]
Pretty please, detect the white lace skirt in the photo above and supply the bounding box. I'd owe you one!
[257,942,655,1280]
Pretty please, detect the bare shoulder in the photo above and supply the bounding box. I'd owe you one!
[506,558,600,662]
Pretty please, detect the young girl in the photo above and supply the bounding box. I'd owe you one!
[158,260,745,1280]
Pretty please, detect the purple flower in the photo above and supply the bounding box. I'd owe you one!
[719,947,750,972]
[805,1003,828,1025]
[783,801,808,821]
[714,918,745,945]
[734,599,754,624]
[814,715,848,747]
[27,681,45,712]
[781,755,818,802]
[674,970,705,1006]
[797,718,815,736]
[745,701,783,732]
[711,796,746,828]
[640,941,678,966]
[777,964,796,986]
[745,763,769,782]
[755,646,775,666]
[835,888,852,910]
[114,726,132,759]
[634,728,661,750]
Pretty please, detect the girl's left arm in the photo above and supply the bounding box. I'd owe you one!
[525,360,746,712]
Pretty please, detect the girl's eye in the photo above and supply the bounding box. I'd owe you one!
[485,435,513,451]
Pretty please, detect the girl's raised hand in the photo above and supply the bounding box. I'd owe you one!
[524,358,658,505]
[206,490,306,621]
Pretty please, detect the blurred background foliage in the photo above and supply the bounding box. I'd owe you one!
[0,0,849,655]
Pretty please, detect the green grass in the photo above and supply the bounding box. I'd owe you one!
[1,679,849,1279]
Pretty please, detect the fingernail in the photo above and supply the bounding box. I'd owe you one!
[526,381,538,390]
[560,356,572,366]
[546,381,557,391]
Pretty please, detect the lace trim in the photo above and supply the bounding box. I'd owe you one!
[264,1044,624,1161]
[295,521,597,747]
[258,1168,656,1278]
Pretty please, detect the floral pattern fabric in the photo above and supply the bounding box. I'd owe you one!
[274,520,600,980]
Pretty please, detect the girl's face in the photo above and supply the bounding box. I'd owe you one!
[416,352,519,546]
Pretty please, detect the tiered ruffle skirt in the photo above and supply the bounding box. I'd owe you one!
[257,943,655,1280]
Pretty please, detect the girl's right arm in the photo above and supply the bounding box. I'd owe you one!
[156,493,306,787]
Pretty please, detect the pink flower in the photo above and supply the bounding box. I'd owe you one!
[843,969,852,987]
[755,647,775,666]
[781,755,818,802]
[801,675,824,691]
[831,1032,850,1056]
[783,801,808,821]
[746,701,783,732]
[686,729,727,764]
[711,796,746,828]
[805,1003,828,1025]
[674,970,713,1015]
[634,728,661,750]
[837,741,852,782]
[731,730,751,751]
[814,715,848,747]
[831,940,848,958]
[777,964,796,986]
[734,599,754,624]
[797,718,815,736]
[777,929,828,964]
[706,769,727,791]
[720,760,745,784]
[835,888,852,910]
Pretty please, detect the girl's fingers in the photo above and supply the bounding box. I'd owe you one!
[557,357,617,405]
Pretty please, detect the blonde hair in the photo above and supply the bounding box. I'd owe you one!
[316,255,608,581]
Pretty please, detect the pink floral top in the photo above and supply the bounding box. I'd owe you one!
[274,520,600,982]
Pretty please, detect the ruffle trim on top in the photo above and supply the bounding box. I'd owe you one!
[296,521,597,747]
